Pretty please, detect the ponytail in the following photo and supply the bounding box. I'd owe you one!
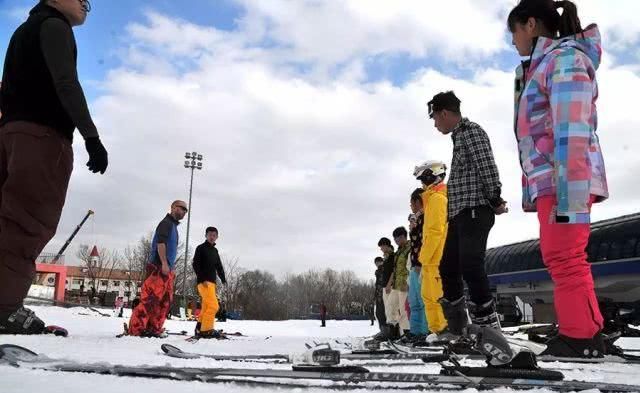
[555,1,582,37]
[508,0,582,38]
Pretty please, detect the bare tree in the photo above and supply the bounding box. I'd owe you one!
[76,244,121,291]
[237,270,284,320]
[172,241,196,302]
[122,233,153,293]
[218,254,244,312]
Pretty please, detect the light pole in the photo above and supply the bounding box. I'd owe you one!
[183,151,203,308]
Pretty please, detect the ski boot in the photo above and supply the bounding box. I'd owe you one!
[197,329,224,339]
[194,321,201,337]
[440,297,515,366]
[384,324,400,341]
[540,333,605,358]
[465,324,514,365]
[371,323,391,342]
[0,307,45,335]
[439,297,467,338]
[396,330,416,345]
[425,327,460,345]
[468,299,501,330]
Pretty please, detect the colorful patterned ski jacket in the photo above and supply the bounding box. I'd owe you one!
[514,24,608,224]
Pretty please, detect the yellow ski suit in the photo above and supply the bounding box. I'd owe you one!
[419,183,448,333]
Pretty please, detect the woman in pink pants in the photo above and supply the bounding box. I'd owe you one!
[508,0,608,358]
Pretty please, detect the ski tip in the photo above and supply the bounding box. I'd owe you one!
[0,344,38,364]
[160,344,182,354]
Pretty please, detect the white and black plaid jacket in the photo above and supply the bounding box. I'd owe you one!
[447,118,502,220]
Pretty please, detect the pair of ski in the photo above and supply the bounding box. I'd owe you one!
[2,343,639,392]
[164,339,640,366]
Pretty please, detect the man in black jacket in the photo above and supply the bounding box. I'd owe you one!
[428,91,507,337]
[192,227,226,338]
[0,0,108,335]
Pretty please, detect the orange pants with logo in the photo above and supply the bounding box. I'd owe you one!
[128,264,175,336]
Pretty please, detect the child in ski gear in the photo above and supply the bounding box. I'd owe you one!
[413,162,449,341]
[508,0,608,358]
[427,91,507,337]
[192,226,226,338]
[378,237,399,339]
[127,201,186,337]
[0,0,106,335]
[407,201,428,338]
[372,256,388,338]
[390,227,411,339]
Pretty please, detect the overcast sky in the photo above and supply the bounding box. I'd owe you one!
[1,0,639,280]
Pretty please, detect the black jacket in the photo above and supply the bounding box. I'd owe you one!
[192,241,226,285]
[374,266,385,298]
[381,251,395,287]
[0,3,98,140]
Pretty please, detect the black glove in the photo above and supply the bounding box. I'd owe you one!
[85,137,108,174]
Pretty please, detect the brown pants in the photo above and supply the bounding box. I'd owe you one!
[0,121,73,312]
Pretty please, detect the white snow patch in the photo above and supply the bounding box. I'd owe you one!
[1,305,640,392]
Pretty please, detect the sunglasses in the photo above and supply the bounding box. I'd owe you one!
[79,0,91,13]
[176,205,188,212]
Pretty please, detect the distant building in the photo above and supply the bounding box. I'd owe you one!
[63,266,144,303]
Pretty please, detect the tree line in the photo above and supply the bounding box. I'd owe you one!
[74,234,375,320]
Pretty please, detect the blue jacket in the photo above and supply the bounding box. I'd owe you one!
[151,214,180,270]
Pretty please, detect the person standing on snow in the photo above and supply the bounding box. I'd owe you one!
[390,227,411,341]
[411,162,450,343]
[127,200,186,337]
[407,205,428,341]
[320,303,327,327]
[427,91,508,338]
[508,0,609,357]
[192,226,227,338]
[372,256,388,339]
[378,237,398,339]
[0,0,108,335]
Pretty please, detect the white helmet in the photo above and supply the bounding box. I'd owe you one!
[413,160,447,179]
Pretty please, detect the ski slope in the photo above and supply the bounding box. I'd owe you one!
[2,305,640,393]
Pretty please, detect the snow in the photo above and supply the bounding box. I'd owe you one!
[2,305,640,393]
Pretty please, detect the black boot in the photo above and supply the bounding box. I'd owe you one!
[389,324,401,340]
[440,297,468,336]
[198,329,223,339]
[0,307,45,335]
[468,299,501,330]
[194,322,201,336]
[372,324,390,342]
[541,333,605,358]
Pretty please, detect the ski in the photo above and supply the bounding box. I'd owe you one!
[419,351,640,364]
[162,343,439,363]
[389,337,640,364]
[162,343,289,361]
[3,344,640,392]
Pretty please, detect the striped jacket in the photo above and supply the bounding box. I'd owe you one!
[514,24,608,224]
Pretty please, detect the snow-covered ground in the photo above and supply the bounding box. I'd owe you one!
[2,305,640,393]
